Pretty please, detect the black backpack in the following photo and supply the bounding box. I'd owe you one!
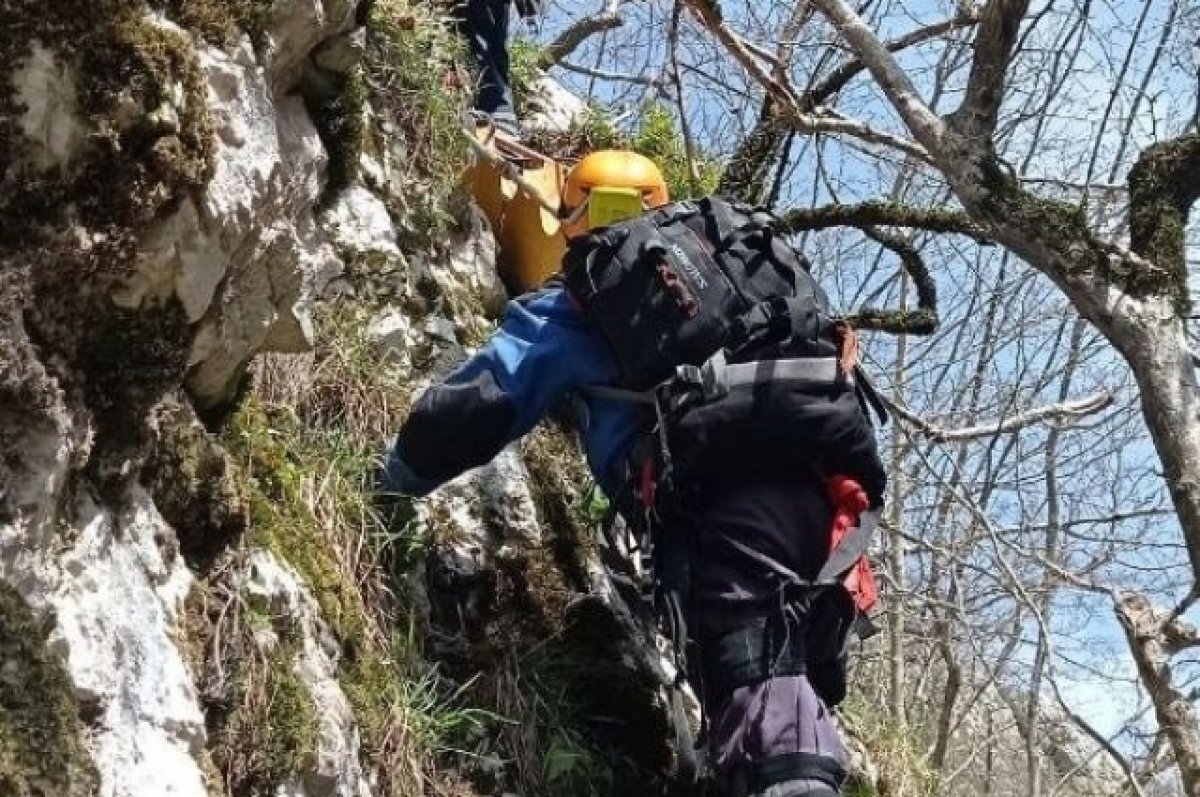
[561,196,887,504]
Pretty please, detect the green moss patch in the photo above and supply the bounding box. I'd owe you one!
[1127,132,1200,312]
[214,304,492,796]
[1,0,217,507]
[224,399,371,644]
[208,635,320,796]
[155,0,275,50]
[143,395,249,571]
[0,585,99,797]
[1,1,214,246]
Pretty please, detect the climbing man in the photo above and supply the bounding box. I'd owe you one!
[451,0,540,138]
[380,149,887,797]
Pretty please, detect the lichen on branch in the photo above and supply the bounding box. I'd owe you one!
[777,199,988,240]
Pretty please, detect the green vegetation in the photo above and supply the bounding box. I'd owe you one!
[342,638,495,797]
[527,101,721,200]
[307,68,368,208]
[210,306,494,796]
[154,0,275,49]
[509,37,544,118]
[840,695,941,797]
[209,636,321,796]
[365,0,473,240]
[630,103,722,200]
[0,585,99,797]
[483,649,616,797]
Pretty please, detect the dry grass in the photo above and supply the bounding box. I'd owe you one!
[200,303,488,797]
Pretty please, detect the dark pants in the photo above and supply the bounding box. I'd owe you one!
[684,479,849,796]
[451,0,517,126]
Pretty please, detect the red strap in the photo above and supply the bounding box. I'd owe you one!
[826,475,879,614]
[640,457,657,509]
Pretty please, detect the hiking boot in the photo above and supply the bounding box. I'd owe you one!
[488,110,522,141]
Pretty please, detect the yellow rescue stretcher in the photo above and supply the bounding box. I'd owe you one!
[467,126,568,293]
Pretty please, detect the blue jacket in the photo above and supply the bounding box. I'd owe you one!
[381,286,643,497]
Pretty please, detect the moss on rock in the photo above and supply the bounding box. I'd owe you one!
[1,0,217,509]
[208,634,320,797]
[1,0,214,245]
[223,399,370,644]
[305,66,367,208]
[155,0,276,50]
[143,395,249,571]
[0,585,99,797]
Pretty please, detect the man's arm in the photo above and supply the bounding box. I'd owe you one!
[379,287,615,496]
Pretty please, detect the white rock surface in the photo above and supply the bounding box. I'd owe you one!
[114,34,345,406]
[12,41,89,169]
[262,0,359,92]
[524,73,588,135]
[243,550,373,797]
[0,489,208,797]
[436,206,506,318]
[418,448,544,587]
[326,185,403,261]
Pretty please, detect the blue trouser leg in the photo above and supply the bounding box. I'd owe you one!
[452,0,517,126]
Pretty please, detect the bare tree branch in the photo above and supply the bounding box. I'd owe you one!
[717,0,815,203]
[669,0,701,195]
[887,392,1114,443]
[777,199,989,240]
[1115,591,1200,795]
[808,0,945,148]
[681,0,800,107]
[556,59,672,92]
[538,0,625,69]
[685,0,931,161]
[806,11,979,109]
[948,0,1033,142]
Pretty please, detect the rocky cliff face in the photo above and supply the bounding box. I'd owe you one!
[0,3,680,796]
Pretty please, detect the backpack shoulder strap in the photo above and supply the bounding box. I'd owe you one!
[577,384,659,404]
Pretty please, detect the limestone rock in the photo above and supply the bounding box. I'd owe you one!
[0,489,208,797]
[326,184,403,262]
[12,42,89,169]
[112,37,337,406]
[243,550,373,797]
[524,73,588,135]
[262,0,360,92]
[431,205,506,319]
[313,27,368,74]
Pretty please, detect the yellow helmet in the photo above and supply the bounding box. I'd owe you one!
[560,150,670,239]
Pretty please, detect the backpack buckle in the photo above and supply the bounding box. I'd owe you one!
[670,351,730,404]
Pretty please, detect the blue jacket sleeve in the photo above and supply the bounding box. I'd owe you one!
[380,287,618,496]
